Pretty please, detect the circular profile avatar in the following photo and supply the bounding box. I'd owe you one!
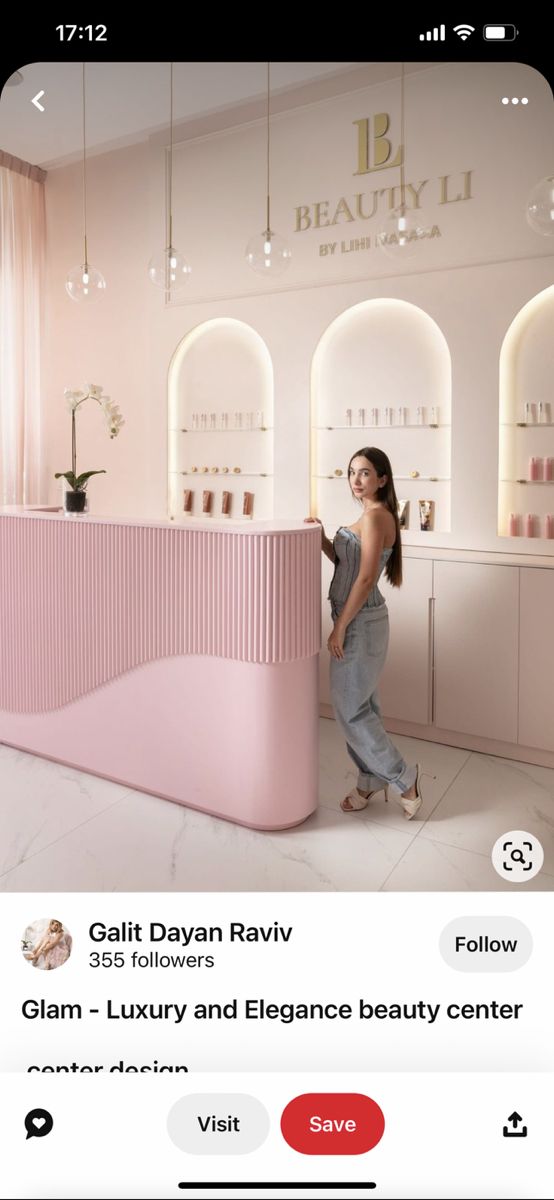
[22,919,72,971]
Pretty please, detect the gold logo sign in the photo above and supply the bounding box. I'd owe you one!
[353,114,403,175]
[293,112,473,250]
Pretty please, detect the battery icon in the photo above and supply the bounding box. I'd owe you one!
[483,24,518,39]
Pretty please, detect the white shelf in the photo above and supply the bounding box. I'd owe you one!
[315,474,450,482]
[170,515,255,524]
[171,427,272,433]
[315,424,445,431]
[502,422,554,429]
[171,471,272,478]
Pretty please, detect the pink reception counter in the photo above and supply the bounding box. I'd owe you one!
[0,510,321,829]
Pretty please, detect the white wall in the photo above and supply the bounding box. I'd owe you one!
[42,62,554,554]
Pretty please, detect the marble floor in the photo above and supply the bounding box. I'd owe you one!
[1,720,554,892]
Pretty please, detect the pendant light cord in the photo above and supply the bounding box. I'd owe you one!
[266,61,271,235]
[168,61,174,250]
[399,62,406,210]
[82,63,88,265]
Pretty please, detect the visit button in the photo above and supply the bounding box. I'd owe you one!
[281,1093,385,1155]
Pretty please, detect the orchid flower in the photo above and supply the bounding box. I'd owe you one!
[56,384,124,491]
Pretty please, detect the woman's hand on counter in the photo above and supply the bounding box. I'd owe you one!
[304,515,326,535]
[305,517,335,562]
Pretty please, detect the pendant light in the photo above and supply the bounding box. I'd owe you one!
[245,62,291,276]
[526,176,554,236]
[148,62,191,295]
[65,64,106,302]
[377,64,429,260]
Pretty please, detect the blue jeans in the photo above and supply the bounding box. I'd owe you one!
[330,604,416,796]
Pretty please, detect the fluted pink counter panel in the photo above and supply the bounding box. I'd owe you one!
[0,513,320,829]
[0,515,321,713]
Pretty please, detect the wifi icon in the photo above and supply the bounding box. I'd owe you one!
[453,23,475,39]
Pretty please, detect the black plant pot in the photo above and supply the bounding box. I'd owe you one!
[64,490,87,514]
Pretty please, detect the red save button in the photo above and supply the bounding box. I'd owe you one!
[281,1093,385,1155]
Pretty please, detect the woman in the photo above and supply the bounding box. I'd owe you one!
[24,919,71,970]
[306,447,424,819]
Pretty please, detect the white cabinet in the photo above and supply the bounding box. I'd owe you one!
[433,561,519,743]
[519,568,554,752]
[380,558,433,724]
[321,550,554,758]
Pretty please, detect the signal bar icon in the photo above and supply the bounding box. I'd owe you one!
[419,24,445,40]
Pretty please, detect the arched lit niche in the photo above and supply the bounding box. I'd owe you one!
[311,299,452,538]
[168,318,274,521]
[498,285,554,544]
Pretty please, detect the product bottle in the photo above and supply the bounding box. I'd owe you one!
[358,407,365,426]
[525,513,536,537]
[545,514,554,539]
[345,408,352,427]
[529,457,540,481]
[524,402,533,424]
[430,406,438,425]
[508,513,520,536]
[544,457,553,481]
[371,407,379,426]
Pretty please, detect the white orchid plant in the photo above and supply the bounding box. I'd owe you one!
[55,384,124,492]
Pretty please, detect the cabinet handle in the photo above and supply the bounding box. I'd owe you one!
[428,596,435,726]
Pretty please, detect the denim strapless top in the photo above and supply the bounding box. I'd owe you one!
[328,527,393,616]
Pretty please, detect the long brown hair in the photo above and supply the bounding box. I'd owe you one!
[348,447,402,587]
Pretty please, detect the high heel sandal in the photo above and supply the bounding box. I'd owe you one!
[399,763,435,820]
[340,785,388,813]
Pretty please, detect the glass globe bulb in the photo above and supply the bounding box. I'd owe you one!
[245,229,292,276]
[376,206,430,260]
[526,176,554,236]
[65,262,106,302]
[148,246,191,294]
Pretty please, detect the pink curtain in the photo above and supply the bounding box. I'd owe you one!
[0,152,46,504]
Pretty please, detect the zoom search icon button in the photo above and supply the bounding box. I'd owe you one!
[492,831,544,882]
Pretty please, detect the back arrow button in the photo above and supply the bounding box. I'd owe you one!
[32,91,45,112]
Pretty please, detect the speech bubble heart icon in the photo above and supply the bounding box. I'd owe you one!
[25,1109,54,1139]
